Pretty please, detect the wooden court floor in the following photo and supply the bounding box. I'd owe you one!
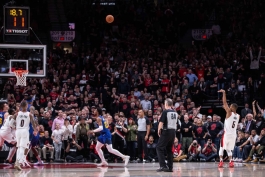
[0,162,264,177]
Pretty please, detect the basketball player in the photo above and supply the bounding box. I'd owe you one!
[25,106,43,166]
[0,108,17,164]
[217,89,239,168]
[88,107,130,166]
[0,102,9,129]
[13,101,37,171]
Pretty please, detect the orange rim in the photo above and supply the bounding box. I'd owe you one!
[13,70,28,77]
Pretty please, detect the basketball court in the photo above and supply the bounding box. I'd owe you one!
[0,162,264,177]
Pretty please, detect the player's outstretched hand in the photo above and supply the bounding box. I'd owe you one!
[87,130,94,135]
[218,89,225,93]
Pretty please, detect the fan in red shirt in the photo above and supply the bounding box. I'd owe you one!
[144,74,153,87]
[161,74,170,95]
[172,138,187,162]
[50,87,59,100]
[196,67,205,81]
[127,91,137,102]
[198,139,218,162]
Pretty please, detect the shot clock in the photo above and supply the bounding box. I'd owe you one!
[3,6,30,35]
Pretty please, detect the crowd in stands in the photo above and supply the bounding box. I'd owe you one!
[1,0,265,164]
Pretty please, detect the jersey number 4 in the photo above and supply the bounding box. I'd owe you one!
[20,120,24,127]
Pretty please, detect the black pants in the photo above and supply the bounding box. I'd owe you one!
[127,141,136,160]
[137,131,148,160]
[113,139,124,159]
[156,129,175,170]
[65,155,83,162]
[78,135,89,158]
[89,152,100,161]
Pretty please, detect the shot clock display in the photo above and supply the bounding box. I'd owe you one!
[4,6,30,35]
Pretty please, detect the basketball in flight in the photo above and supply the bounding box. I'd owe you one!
[106,15,114,23]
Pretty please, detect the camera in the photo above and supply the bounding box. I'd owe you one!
[193,143,197,146]
[68,138,73,145]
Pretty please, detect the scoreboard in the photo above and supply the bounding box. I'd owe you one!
[4,6,30,35]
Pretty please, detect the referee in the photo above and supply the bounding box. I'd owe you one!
[156,98,178,172]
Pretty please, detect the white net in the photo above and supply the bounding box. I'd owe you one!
[14,70,28,86]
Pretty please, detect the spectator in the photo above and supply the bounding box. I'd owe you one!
[172,138,187,162]
[126,118,137,162]
[40,131,54,162]
[244,114,256,133]
[241,103,253,118]
[75,117,90,158]
[89,138,100,163]
[65,139,84,162]
[233,131,247,162]
[181,114,193,154]
[140,95,152,111]
[242,130,260,162]
[113,114,128,161]
[147,135,158,162]
[39,111,53,135]
[61,119,73,157]
[187,140,201,162]
[199,139,218,162]
[186,69,198,86]
[245,129,265,163]
[136,109,150,163]
[207,114,223,152]
[192,118,208,148]
[51,110,64,131]
[51,123,63,160]
[118,77,130,95]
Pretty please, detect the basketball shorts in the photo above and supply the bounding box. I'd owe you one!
[16,129,30,148]
[0,130,16,145]
[98,134,112,145]
[221,134,236,151]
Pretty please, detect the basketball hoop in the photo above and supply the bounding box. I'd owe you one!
[13,70,28,86]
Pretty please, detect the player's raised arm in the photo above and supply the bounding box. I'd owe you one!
[218,89,231,114]
[29,113,37,129]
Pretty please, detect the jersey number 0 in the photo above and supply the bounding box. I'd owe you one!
[20,119,24,127]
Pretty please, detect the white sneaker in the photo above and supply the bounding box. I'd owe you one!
[14,161,22,171]
[35,160,44,166]
[97,161,108,166]
[21,159,31,167]
[123,156,130,166]
[234,158,239,162]
[237,158,243,163]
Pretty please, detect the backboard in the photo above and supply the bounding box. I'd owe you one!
[0,44,46,77]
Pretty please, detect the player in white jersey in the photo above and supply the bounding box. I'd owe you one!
[217,89,239,168]
[13,101,36,171]
[0,108,17,164]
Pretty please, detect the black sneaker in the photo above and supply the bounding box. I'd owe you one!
[156,167,172,172]
[164,168,173,172]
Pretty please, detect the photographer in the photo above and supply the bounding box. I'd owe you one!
[187,140,201,162]
[199,139,218,162]
[65,138,84,162]
[89,138,100,163]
